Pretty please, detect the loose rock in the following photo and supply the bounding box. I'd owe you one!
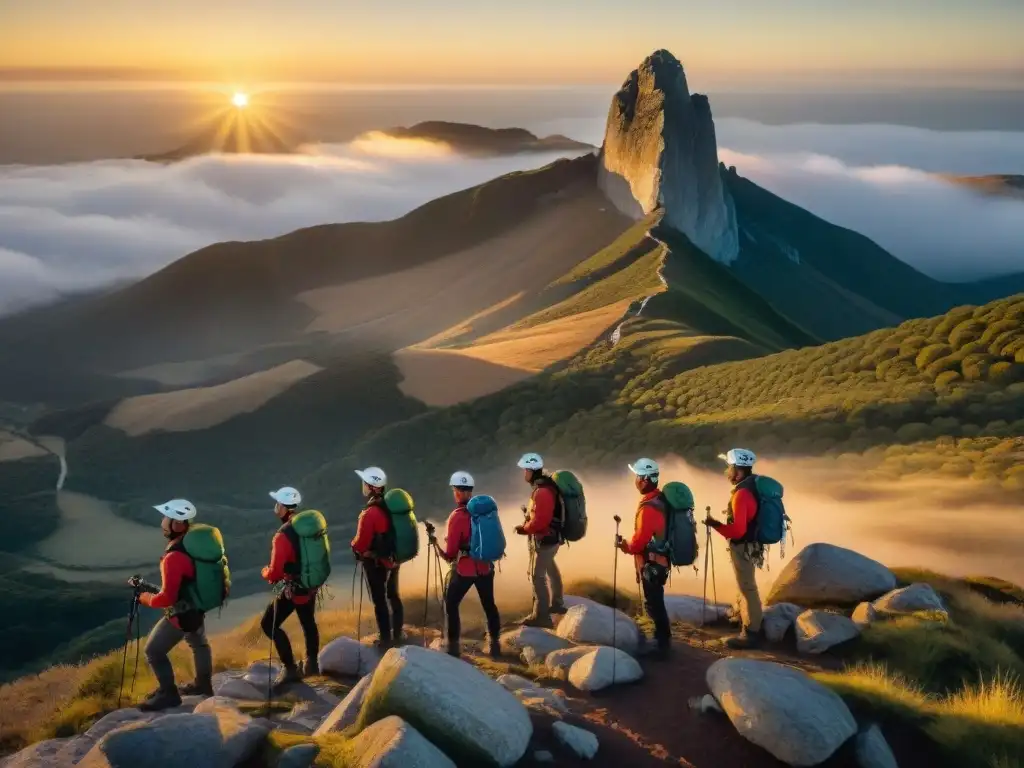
[211,672,263,701]
[499,627,572,658]
[545,646,602,679]
[852,602,878,628]
[872,583,946,618]
[663,595,731,625]
[767,544,897,606]
[356,646,532,767]
[795,610,861,654]
[552,721,599,760]
[706,658,857,766]
[318,636,381,677]
[555,604,640,655]
[762,602,803,643]
[345,716,456,768]
[567,647,643,692]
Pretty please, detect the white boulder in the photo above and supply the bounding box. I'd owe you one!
[211,672,263,701]
[345,716,455,768]
[555,604,640,655]
[706,658,857,766]
[795,610,861,654]
[496,674,535,693]
[545,646,601,678]
[357,646,532,767]
[318,636,381,677]
[663,595,730,625]
[515,688,569,715]
[872,583,946,617]
[314,674,372,736]
[762,602,803,643]
[552,721,599,760]
[499,627,572,658]
[242,661,280,689]
[77,699,270,768]
[567,647,643,692]
[767,543,896,606]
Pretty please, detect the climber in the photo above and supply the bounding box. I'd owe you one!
[704,448,764,649]
[261,486,326,690]
[513,452,566,627]
[350,467,405,649]
[617,458,672,658]
[432,471,502,659]
[131,499,224,711]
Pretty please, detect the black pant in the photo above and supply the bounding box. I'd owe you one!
[363,561,403,641]
[641,564,671,649]
[260,595,319,670]
[445,570,501,649]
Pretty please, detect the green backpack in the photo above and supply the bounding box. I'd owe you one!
[383,489,419,564]
[550,470,587,542]
[177,524,230,614]
[651,481,698,568]
[282,510,331,591]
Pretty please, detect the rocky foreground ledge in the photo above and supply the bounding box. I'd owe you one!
[2,543,931,767]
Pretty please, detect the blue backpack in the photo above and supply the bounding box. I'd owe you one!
[466,495,506,562]
[751,476,790,545]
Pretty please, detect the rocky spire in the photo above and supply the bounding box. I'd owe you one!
[598,49,739,264]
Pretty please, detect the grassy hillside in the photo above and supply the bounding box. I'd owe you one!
[307,293,1024,509]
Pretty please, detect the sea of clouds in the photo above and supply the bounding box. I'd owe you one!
[1,118,1023,316]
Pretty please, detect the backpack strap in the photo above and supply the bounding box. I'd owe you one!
[734,474,760,543]
[165,537,199,617]
[533,475,565,544]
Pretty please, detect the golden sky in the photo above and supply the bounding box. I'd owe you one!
[1,0,1022,87]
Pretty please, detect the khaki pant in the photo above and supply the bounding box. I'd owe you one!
[530,542,564,619]
[729,542,763,632]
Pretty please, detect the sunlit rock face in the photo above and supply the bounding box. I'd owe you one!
[599,49,739,265]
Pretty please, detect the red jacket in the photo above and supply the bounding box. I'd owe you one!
[440,506,492,577]
[262,520,315,605]
[621,490,668,571]
[521,483,557,539]
[351,501,397,568]
[139,543,195,629]
[714,486,757,541]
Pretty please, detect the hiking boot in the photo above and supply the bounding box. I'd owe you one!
[374,637,394,652]
[723,628,762,650]
[302,658,320,678]
[139,687,182,712]
[488,640,502,660]
[446,644,461,659]
[518,614,554,629]
[178,678,214,697]
[550,603,568,615]
[392,632,408,646]
[272,664,303,691]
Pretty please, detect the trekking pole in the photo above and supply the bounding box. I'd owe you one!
[612,515,621,686]
[117,583,142,708]
[267,586,279,709]
[422,522,435,647]
[356,561,365,643]
[701,521,711,630]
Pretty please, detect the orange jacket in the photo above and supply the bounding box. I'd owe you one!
[351,501,397,568]
[521,483,557,538]
[621,490,668,570]
[440,506,492,578]
[262,521,315,605]
[139,544,195,629]
[714,486,757,541]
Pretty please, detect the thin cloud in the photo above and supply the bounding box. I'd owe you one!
[0,139,590,316]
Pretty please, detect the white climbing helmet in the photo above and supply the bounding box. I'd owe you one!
[355,467,387,487]
[517,452,544,470]
[628,457,660,478]
[449,471,475,488]
[269,486,302,506]
[719,448,756,468]
[154,499,197,521]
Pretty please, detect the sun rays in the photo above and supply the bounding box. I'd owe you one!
[175,88,302,156]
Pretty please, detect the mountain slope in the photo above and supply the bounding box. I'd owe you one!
[381,120,594,155]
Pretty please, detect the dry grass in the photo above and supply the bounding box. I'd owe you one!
[817,662,1024,768]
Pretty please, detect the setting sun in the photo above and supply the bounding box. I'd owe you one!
[231,92,249,108]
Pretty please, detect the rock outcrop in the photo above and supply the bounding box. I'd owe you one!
[706,658,857,766]
[855,724,899,768]
[767,543,897,606]
[663,595,731,625]
[872,583,946,618]
[555,603,641,654]
[599,49,739,264]
[318,636,381,677]
[795,609,862,654]
[356,646,532,767]
[545,646,601,679]
[314,674,372,736]
[762,602,804,642]
[567,647,643,691]
[345,716,456,768]
[499,627,573,658]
